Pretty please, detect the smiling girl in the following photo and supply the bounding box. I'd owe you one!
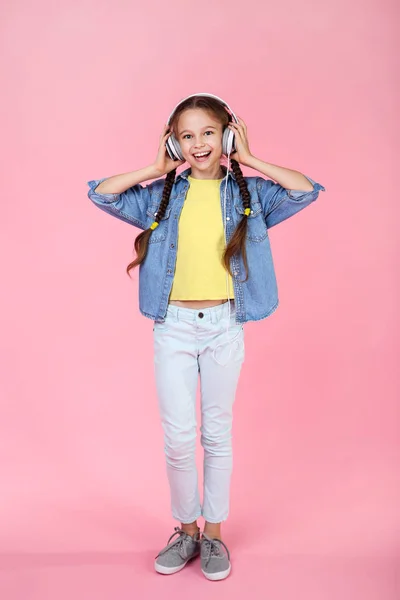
[87,93,325,581]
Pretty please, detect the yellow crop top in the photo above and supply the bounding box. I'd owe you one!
[169,175,235,300]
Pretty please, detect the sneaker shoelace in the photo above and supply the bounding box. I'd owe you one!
[155,526,198,560]
[201,533,231,567]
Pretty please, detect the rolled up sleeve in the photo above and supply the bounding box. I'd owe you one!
[87,177,152,230]
[258,175,326,229]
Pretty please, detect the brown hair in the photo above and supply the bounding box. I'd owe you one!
[126,95,251,281]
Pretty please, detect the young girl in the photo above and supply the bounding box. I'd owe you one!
[87,93,325,581]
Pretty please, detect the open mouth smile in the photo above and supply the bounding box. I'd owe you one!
[193,151,212,162]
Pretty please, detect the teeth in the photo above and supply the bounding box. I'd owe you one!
[194,151,210,157]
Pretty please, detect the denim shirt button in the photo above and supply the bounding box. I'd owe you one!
[170,243,175,248]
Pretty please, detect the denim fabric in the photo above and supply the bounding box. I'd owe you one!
[153,300,244,523]
[87,165,325,323]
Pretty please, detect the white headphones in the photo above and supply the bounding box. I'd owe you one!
[165,92,238,161]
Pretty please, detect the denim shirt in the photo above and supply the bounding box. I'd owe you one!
[87,166,325,323]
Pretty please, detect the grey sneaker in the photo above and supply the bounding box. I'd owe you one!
[200,533,232,581]
[154,526,200,575]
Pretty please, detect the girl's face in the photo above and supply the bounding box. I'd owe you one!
[174,108,224,178]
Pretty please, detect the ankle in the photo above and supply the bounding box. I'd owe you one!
[181,524,200,537]
[203,531,221,540]
[186,530,200,539]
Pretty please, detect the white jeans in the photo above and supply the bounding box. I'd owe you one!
[153,300,245,524]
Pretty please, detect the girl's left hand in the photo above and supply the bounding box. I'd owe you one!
[227,115,253,166]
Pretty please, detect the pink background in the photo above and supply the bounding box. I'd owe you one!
[1,0,398,598]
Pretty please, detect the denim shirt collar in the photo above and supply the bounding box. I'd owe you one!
[176,164,236,182]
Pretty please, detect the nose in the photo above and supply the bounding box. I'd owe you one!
[193,136,206,148]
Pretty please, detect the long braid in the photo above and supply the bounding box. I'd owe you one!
[126,168,176,276]
[222,158,251,282]
[155,168,176,221]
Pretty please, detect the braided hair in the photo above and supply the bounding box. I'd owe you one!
[126,96,252,281]
[225,157,251,281]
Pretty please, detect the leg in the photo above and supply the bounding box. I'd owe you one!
[198,315,245,530]
[153,319,201,524]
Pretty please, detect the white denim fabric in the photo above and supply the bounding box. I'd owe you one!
[153,300,245,524]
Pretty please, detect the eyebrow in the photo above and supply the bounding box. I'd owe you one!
[178,125,218,135]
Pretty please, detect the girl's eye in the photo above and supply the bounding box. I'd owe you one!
[182,131,214,140]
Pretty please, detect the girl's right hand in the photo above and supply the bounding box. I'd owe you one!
[152,125,186,176]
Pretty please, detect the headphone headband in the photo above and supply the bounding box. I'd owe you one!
[166,92,239,125]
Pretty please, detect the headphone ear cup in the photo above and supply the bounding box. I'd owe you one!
[222,127,236,156]
[166,134,184,161]
[165,137,176,160]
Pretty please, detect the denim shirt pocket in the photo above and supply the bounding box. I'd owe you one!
[146,204,173,243]
[234,200,268,242]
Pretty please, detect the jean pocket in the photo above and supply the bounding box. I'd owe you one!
[218,313,244,338]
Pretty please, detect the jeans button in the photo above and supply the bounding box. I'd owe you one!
[198,312,204,318]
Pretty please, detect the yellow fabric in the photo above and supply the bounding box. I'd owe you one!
[169,175,235,300]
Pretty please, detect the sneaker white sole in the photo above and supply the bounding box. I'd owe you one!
[154,554,198,575]
[201,563,231,581]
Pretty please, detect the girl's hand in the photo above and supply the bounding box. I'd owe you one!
[153,124,185,176]
[227,115,253,167]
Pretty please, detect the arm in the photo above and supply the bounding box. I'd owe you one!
[228,116,323,195]
[88,124,186,228]
[94,165,162,194]
[227,119,325,228]
[246,156,316,192]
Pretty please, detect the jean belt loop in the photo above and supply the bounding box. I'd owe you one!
[216,306,222,324]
